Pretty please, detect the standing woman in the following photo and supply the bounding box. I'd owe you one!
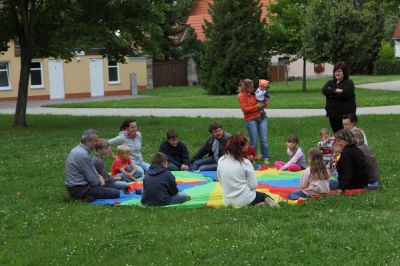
[108,118,150,177]
[238,78,270,164]
[322,62,356,133]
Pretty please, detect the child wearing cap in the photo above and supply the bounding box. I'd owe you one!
[111,144,142,182]
[255,79,270,114]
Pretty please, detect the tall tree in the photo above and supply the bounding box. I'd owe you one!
[200,0,269,95]
[266,0,308,91]
[0,0,164,127]
[302,0,384,74]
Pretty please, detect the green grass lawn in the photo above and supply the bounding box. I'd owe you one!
[0,114,399,265]
[46,75,400,109]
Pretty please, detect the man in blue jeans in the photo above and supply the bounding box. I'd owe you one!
[190,122,231,171]
[141,152,191,206]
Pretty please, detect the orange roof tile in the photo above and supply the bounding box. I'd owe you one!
[187,0,272,41]
[393,22,400,40]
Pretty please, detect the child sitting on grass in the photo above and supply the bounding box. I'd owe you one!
[93,139,130,192]
[141,152,191,206]
[111,145,142,182]
[274,135,306,172]
[317,128,335,166]
[159,129,190,171]
[288,148,330,200]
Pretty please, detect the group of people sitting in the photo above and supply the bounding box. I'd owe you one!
[64,111,379,208]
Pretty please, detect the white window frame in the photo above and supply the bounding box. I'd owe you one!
[30,60,44,89]
[0,61,11,91]
[108,60,120,84]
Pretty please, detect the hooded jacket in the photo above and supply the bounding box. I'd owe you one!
[141,164,179,206]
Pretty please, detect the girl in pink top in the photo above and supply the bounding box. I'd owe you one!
[274,135,307,172]
[288,148,330,200]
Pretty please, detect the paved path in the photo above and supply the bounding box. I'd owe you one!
[1,81,399,118]
[1,106,399,118]
[358,80,400,91]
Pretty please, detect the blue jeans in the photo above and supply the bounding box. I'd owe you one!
[168,162,180,171]
[134,161,150,177]
[190,156,217,171]
[117,165,142,182]
[329,180,339,190]
[246,116,270,159]
[109,181,129,190]
[169,191,188,205]
[288,190,310,200]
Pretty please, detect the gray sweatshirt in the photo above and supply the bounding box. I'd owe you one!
[64,143,99,187]
[108,131,143,164]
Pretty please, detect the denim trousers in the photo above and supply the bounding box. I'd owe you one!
[169,191,188,204]
[246,116,270,159]
[190,156,217,171]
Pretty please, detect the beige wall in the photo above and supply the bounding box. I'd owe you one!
[271,55,333,78]
[0,40,149,100]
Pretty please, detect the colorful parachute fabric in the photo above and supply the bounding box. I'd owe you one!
[91,167,364,208]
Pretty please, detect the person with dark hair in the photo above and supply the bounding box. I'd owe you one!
[238,78,270,165]
[190,122,231,171]
[274,135,307,172]
[217,133,279,207]
[108,118,149,177]
[352,128,380,187]
[141,152,191,206]
[159,129,190,171]
[65,129,120,200]
[331,129,369,192]
[342,114,368,145]
[322,62,356,133]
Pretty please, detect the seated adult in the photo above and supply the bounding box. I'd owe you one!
[217,133,278,207]
[342,114,368,145]
[65,129,120,200]
[159,129,190,171]
[332,129,369,192]
[190,122,231,171]
[352,128,380,187]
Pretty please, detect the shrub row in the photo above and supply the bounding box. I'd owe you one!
[374,59,400,75]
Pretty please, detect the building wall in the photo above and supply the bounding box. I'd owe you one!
[271,56,333,79]
[0,41,148,101]
[395,40,400,58]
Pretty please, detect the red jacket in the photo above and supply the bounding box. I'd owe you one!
[238,91,265,121]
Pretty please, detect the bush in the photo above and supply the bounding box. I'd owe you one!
[374,59,400,75]
[377,41,395,60]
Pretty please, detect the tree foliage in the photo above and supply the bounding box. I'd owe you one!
[200,0,269,95]
[0,0,165,127]
[302,0,384,74]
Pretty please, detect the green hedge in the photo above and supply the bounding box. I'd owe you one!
[374,59,400,75]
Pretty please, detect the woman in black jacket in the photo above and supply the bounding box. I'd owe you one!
[334,129,368,192]
[322,62,356,133]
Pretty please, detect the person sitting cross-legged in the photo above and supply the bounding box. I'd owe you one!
[141,152,191,206]
[190,122,231,171]
[64,129,120,201]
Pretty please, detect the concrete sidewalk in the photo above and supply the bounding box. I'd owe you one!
[358,80,400,91]
[1,106,399,118]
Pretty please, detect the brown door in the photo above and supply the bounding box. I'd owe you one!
[153,60,188,87]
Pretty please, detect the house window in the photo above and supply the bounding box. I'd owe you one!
[0,61,11,90]
[108,60,120,84]
[30,61,44,88]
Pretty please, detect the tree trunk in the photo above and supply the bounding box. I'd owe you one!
[14,43,32,127]
[302,57,307,92]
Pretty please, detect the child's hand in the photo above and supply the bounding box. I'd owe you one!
[112,176,122,181]
[180,164,189,170]
[98,175,105,186]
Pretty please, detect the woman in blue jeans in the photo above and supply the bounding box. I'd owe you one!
[238,79,270,164]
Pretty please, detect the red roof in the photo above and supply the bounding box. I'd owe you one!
[393,22,400,40]
[187,0,272,41]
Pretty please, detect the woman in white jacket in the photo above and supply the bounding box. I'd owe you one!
[217,133,278,207]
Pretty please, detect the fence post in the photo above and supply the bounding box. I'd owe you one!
[130,72,137,95]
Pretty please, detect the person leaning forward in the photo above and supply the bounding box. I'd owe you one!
[64,129,120,201]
